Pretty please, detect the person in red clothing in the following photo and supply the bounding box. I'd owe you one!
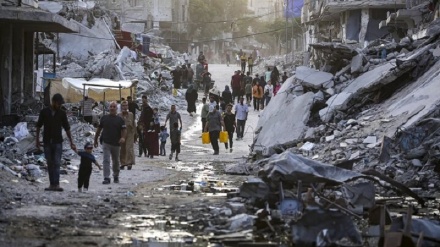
[230,71,241,103]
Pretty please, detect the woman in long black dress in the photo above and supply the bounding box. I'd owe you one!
[185,85,198,117]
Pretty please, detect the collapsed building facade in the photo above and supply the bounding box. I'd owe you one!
[0,0,79,115]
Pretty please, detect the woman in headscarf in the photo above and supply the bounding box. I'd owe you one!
[221,85,233,105]
[185,84,198,117]
[118,101,136,170]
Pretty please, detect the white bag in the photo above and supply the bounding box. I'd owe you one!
[14,122,30,140]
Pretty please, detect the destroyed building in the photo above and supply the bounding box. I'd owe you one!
[0,0,79,115]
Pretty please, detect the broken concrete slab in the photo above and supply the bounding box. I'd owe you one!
[363,136,377,144]
[295,66,333,89]
[319,92,353,122]
[386,59,440,130]
[254,82,314,155]
[351,54,364,73]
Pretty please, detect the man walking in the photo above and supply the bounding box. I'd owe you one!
[94,102,127,184]
[127,96,140,121]
[201,97,209,133]
[164,105,182,131]
[230,71,241,103]
[80,96,96,124]
[204,105,225,155]
[36,93,77,191]
[235,97,249,140]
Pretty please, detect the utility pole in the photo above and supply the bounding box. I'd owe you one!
[285,15,288,63]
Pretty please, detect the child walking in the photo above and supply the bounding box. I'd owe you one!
[77,142,101,192]
[159,125,169,156]
[169,122,181,161]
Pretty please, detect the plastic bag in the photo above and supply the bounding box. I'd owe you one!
[173,88,178,96]
[202,132,210,144]
[219,131,229,143]
[14,122,30,141]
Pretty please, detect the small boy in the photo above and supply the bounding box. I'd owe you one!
[77,142,101,192]
[159,125,169,156]
[169,122,181,161]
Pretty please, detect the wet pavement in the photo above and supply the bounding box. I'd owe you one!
[0,63,261,246]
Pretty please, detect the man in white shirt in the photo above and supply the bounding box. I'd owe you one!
[234,96,249,140]
[264,81,274,106]
[80,96,96,124]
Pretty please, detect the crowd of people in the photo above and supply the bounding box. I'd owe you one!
[36,48,288,192]
[36,93,185,192]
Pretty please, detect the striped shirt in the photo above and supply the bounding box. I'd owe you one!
[81,98,95,116]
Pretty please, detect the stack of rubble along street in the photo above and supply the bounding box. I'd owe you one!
[212,16,440,247]
[0,42,188,200]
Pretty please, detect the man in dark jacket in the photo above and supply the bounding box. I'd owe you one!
[36,94,77,192]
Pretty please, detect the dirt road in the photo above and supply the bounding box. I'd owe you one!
[0,63,261,246]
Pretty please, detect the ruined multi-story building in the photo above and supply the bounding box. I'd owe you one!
[104,0,189,51]
[0,0,78,115]
[247,0,285,22]
[301,0,414,48]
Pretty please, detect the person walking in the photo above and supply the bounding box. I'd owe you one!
[137,124,147,157]
[204,105,225,155]
[240,53,247,72]
[201,69,212,97]
[245,78,253,106]
[271,66,280,84]
[247,55,254,74]
[265,67,272,85]
[159,126,169,156]
[221,85,233,105]
[187,64,194,86]
[185,84,198,117]
[139,95,154,157]
[80,96,96,124]
[264,81,274,106]
[127,96,140,121]
[76,142,101,192]
[235,97,249,140]
[36,93,77,192]
[181,65,189,88]
[169,122,181,161]
[252,81,263,111]
[201,97,209,133]
[118,101,136,170]
[230,71,241,103]
[223,103,236,152]
[164,105,183,132]
[94,101,127,184]
[171,66,182,90]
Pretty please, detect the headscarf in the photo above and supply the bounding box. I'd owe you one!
[224,85,231,92]
[186,84,195,94]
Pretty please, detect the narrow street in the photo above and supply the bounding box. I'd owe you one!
[0,64,260,246]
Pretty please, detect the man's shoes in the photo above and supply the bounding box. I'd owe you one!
[169,154,172,160]
[120,165,125,170]
[175,157,180,161]
[138,155,142,157]
[44,186,55,191]
[236,138,240,141]
[230,148,233,153]
[213,151,219,155]
[102,178,111,184]
[53,185,64,192]
[78,188,82,193]
[127,165,132,170]
[113,177,119,183]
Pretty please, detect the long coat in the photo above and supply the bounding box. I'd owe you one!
[118,112,135,166]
